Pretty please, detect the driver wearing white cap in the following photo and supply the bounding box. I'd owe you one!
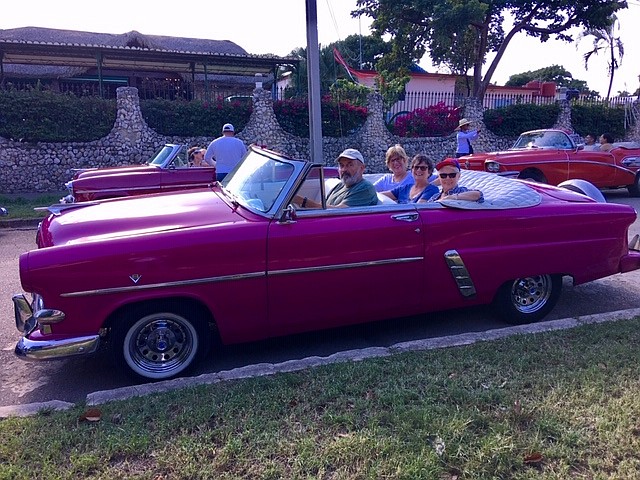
[294,148,378,208]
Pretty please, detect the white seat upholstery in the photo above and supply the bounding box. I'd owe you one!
[437,170,542,210]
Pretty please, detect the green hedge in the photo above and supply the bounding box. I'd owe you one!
[0,89,116,142]
[139,97,252,136]
[483,104,560,137]
[571,104,627,141]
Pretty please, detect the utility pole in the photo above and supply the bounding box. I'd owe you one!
[305,0,323,164]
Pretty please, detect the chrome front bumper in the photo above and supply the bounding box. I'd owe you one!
[12,293,100,360]
[15,335,100,360]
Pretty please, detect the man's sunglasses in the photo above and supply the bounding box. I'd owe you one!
[412,165,429,171]
[439,172,458,179]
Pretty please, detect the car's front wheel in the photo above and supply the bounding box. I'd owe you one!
[493,274,562,325]
[518,169,547,183]
[111,305,211,380]
[627,174,640,197]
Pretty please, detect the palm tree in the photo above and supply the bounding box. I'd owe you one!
[580,14,624,100]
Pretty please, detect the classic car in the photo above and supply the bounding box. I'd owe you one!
[12,145,640,380]
[460,129,640,196]
[61,143,216,203]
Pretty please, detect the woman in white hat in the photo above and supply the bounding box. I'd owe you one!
[455,118,480,158]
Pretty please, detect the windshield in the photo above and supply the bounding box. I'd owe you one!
[513,131,573,150]
[148,145,178,166]
[223,150,295,213]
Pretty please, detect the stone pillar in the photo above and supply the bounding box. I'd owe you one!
[461,98,483,126]
[552,100,573,132]
[624,101,640,142]
[354,92,395,171]
[240,87,304,157]
[110,87,150,144]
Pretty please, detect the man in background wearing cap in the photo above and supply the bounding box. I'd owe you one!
[294,148,378,208]
[204,123,248,181]
[455,118,480,158]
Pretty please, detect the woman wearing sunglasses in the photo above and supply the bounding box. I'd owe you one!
[381,154,439,203]
[427,158,484,203]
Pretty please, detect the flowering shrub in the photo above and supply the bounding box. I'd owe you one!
[274,96,368,137]
[391,102,460,137]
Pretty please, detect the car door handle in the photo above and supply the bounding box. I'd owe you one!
[392,213,419,222]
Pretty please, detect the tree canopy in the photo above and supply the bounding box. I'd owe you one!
[505,65,590,93]
[579,14,624,100]
[353,0,627,100]
[283,35,392,95]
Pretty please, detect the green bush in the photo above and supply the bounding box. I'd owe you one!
[273,96,368,137]
[0,88,116,142]
[140,97,252,136]
[483,103,560,137]
[571,103,627,141]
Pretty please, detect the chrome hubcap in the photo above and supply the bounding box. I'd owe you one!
[511,275,552,314]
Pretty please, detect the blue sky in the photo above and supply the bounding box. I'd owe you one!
[2,0,638,96]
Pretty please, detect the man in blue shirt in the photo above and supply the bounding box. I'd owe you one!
[204,123,248,181]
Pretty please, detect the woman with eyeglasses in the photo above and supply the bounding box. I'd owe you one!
[373,144,413,192]
[427,158,483,203]
[381,154,439,203]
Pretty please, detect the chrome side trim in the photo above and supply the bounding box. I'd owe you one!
[444,250,476,298]
[60,257,425,298]
[269,257,423,276]
[15,335,100,360]
[61,271,266,298]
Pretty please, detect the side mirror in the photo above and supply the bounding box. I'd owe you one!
[278,204,297,224]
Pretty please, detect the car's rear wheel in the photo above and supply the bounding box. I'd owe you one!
[493,274,562,325]
[111,305,211,380]
[558,179,606,202]
[627,174,640,197]
[518,169,547,183]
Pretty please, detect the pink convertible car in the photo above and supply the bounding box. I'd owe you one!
[61,144,216,203]
[12,146,640,379]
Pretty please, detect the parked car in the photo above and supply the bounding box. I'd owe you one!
[61,144,216,203]
[460,129,640,196]
[0,207,7,216]
[12,146,640,380]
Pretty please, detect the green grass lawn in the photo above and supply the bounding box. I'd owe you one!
[1,317,639,479]
[0,194,64,219]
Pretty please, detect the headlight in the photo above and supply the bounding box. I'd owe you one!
[485,161,501,173]
[622,157,640,168]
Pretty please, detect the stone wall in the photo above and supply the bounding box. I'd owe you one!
[0,86,622,194]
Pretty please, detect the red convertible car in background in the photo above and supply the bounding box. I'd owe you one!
[61,144,216,203]
[12,146,640,380]
[460,129,640,196]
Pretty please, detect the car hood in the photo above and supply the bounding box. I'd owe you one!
[75,164,158,179]
[39,189,244,247]
[462,149,542,168]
